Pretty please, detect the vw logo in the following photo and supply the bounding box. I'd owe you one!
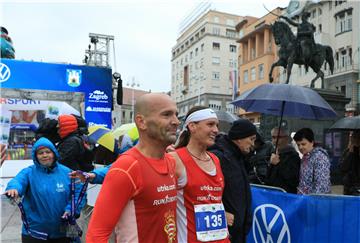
[252,204,291,243]
[0,63,11,83]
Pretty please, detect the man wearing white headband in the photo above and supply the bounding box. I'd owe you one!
[169,106,230,243]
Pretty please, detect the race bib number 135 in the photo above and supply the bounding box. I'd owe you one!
[194,203,228,242]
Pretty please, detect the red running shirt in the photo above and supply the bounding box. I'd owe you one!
[176,147,229,243]
[86,147,177,243]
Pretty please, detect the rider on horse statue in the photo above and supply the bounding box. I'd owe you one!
[280,12,316,71]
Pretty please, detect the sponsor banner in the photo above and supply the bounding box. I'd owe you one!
[248,186,360,243]
[0,59,112,128]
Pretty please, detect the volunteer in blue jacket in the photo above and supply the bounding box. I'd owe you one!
[5,137,86,243]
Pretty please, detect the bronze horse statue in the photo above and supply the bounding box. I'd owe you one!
[269,21,334,88]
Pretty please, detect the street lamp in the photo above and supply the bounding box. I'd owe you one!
[126,77,140,122]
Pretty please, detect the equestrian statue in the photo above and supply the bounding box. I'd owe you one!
[269,12,334,88]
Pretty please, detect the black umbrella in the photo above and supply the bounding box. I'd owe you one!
[329,116,360,131]
[231,84,337,150]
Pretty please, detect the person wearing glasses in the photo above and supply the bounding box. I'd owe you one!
[265,127,301,193]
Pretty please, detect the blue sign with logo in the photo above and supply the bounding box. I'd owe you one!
[0,59,112,128]
[248,186,360,243]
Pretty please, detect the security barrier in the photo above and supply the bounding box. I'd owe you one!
[248,185,360,243]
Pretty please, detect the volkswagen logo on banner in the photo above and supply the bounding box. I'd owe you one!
[0,63,11,83]
[252,204,291,243]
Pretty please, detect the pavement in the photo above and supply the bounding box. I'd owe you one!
[1,196,21,243]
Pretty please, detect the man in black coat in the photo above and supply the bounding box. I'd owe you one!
[208,119,256,243]
[265,127,300,193]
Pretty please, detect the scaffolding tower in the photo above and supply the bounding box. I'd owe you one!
[84,33,114,67]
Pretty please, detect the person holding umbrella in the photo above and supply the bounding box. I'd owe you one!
[341,130,360,196]
[266,127,301,193]
[293,128,331,194]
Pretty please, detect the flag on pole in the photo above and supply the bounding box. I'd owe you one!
[230,70,238,100]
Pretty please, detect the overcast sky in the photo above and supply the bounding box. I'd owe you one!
[2,0,289,92]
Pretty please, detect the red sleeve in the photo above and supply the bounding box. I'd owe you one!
[86,156,142,243]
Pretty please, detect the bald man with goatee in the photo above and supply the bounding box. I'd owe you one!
[87,93,180,243]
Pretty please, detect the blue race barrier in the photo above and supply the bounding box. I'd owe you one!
[248,185,360,243]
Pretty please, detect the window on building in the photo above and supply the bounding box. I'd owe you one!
[251,48,256,59]
[239,29,244,38]
[214,16,219,23]
[208,100,222,110]
[213,27,220,35]
[226,29,236,38]
[347,12,352,30]
[229,59,236,68]
[311,9,316,18]
[200,58,204,68]
[230,45,237,52]
[340,85,346,94]
[201,43,204,51]
[258,64,264,79]
[336,11,352,34]
[213,42,220,50]
[195,48,198,56]
[251,67,256,81]
[319,24,322,33]
[319,8,322,16]
[201,28,205,34]
[340,49,348,67]
[226,19,235,26]
[243,70,249,83]
[212,72,220,80]
[212,57,220,65]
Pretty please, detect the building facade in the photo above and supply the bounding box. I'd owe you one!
[112,87,150,127]
[236,8,284,123]
[171,10,243,118]
[280,0,359,115]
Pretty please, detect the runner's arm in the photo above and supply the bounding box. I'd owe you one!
[86,161,141,243]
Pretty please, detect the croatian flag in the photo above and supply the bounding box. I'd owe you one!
[230,70,238,100]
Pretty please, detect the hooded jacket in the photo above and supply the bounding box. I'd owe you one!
[57,115,94,172]
[6,137,86,239]
[208,134,252,243]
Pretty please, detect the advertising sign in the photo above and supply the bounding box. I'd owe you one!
[0,59,112,127]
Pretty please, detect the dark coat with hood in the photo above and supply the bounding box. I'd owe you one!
[265,145,300,193]
[208,134,252,243]
[57,115,94,172]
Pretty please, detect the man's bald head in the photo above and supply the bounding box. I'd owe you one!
[134,93,173,117]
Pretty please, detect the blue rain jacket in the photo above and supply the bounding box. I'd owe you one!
[92,165,110,184]
[6,137,86,239]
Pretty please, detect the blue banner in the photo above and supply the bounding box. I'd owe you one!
[248,186,360,243]
[0,59,112,128]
